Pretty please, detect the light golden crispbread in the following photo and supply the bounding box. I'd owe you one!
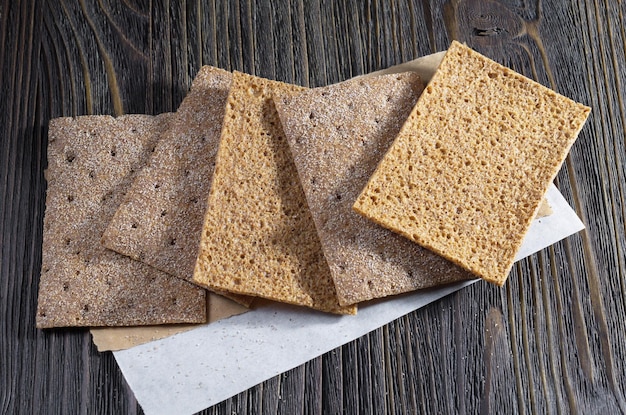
[101,66,253,307]
[193,71,355,314]
[354,41,591,286]
[37,115,207,328]
[275,73,474,306]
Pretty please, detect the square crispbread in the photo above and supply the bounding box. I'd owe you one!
[274,73,474,306]
[192,71,355,314]
[101,66,253,307]
[37,115,207,328]
[353,41,591,286]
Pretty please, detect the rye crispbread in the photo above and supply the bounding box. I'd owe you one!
[353,41,591,285]
[275,73,474,306]
[36,115,207,328]
[192,71,355,314]
[101,66,253,307]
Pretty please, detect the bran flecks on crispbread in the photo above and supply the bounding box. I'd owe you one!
[101,66,253,307]
[275,73,474,306]
[37,115,207,328]
[193,71,356,314]
[353,41,591,286]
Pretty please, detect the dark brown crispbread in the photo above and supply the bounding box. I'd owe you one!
[101,66,253,307]
[36,115,207,328]
[192,71,355,314]
[275,73,474,306]
[354,41,591,286]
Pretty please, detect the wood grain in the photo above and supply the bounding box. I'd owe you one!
[1,0,625,414]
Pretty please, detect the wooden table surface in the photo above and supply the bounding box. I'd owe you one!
[2,1,625,414]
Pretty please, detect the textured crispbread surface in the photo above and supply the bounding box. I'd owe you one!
[101,66,252,307]
[354,41,591,285]
[275,73,474,306]
[193,71,355,314]
[37,115,207,328]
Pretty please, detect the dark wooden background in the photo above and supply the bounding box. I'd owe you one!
[2,0,625,413]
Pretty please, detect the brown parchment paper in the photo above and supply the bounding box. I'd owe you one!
[91,293,249,351]
[91,48,551,352]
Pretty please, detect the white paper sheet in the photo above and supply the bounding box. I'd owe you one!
[114,184,584,415]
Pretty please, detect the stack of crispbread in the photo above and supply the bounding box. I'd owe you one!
[37,41,590,330]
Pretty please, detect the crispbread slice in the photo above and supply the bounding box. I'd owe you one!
[193,71,355,314]
[37,115,207,328]
[354,41,591,285]
[275,73,473,306]
[101,66,252,307]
